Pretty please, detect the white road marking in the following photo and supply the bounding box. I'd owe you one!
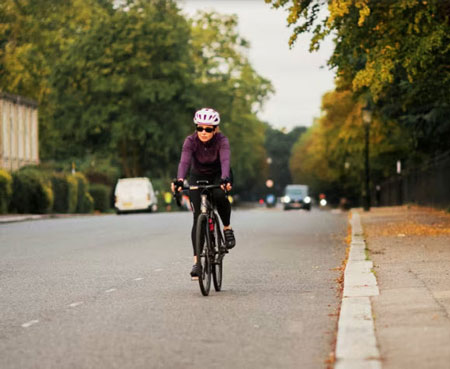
[22,320,39,328]
[134,277,144,281]
[154,268,163,272]
[105,288,117,293]
[68,302,83,308]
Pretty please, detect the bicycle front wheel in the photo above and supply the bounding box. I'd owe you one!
[195,214,211,296]
[213,257,223,292]
[212,214,223,291]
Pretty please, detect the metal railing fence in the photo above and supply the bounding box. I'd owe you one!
[375,151,450,210]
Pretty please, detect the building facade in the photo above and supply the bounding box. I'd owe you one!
[0,92,39,171]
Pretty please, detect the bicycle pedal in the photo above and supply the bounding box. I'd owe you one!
[191,276,199,281]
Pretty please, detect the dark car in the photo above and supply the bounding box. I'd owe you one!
[282,184,311,211]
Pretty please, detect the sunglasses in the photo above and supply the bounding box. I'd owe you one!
[196,126,215,133]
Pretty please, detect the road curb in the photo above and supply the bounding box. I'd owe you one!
[0,215,45,224]
[0,213,109,224]
[335,211,381,369]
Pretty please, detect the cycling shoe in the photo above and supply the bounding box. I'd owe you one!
[190,263,202,278]
[224,229,236,249]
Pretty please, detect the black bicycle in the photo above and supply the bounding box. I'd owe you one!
[177,181,227,296]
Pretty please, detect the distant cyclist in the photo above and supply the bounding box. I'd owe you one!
[172,108,236,278]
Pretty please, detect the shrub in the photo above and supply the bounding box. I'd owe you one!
[0,169,13,214]
[67,175,78,213]
[89,184,111,212]
[10,168,53,214]
[74,172,93,213]
[82,192,94,213]
[51,173,79,213]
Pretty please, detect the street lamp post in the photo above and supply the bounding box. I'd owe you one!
[362,105,372,211]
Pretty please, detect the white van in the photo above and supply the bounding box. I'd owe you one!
[114,177,158,214]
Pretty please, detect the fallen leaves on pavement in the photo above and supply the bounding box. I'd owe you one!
[362,206,450,237]
[371,222,450,237]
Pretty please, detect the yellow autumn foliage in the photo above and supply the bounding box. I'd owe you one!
[290,89,409,196]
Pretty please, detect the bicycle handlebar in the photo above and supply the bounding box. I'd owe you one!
[174,183,228,208]
[184,184,222,191]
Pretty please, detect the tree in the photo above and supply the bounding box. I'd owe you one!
[1,2,275,195]
[50,0,195,178]
[265,125,306,195]
[189,11,274,194]
[290,90,409,205]
[0,0,112,157]
[265,0,450,158]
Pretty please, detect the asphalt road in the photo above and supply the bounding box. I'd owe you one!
[0,207,346,369]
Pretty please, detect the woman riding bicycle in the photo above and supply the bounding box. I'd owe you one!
[172,108,236,278]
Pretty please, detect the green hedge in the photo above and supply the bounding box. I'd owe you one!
[10,168,54,214]
[51,173,79,213]
[51,172,94,214]
[8,166,99,214]
[0,169,13,214]
[89,183,111,212]
[74,173,94,213]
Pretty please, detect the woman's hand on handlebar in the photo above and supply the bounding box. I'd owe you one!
[220,178,232,192]
[171,178,184,193]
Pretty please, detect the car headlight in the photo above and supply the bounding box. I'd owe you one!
[282,196,291,203]
[320,199,327,206]
[304,196,311,204]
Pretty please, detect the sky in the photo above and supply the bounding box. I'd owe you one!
[179,0,336,130]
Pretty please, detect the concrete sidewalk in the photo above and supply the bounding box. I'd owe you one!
[360,206,450,369]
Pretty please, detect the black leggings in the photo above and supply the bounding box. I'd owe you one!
[189,173,231,255]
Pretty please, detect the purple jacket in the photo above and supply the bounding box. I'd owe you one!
[177,132,230,179]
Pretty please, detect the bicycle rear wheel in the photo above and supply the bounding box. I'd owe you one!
[212,214,223,291]
[195,214,211,296]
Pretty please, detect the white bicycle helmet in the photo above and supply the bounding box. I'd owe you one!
[193,108,220,125]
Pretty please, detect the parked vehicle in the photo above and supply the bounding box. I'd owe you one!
[281,184,311,211]
[114,177,158,214]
